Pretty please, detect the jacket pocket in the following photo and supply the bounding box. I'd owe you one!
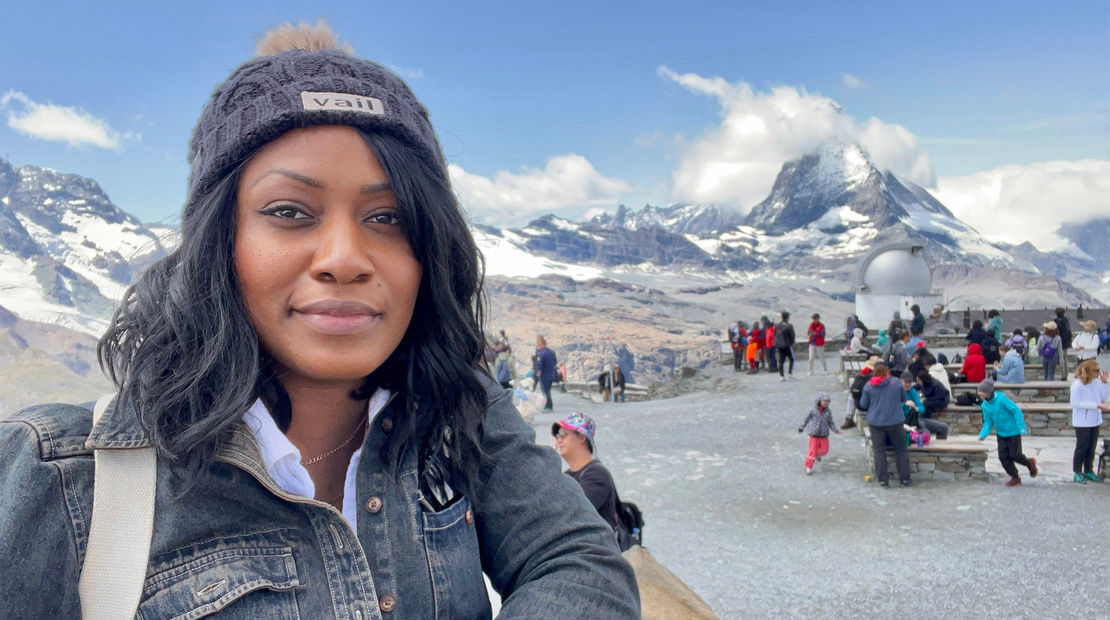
[139,535,302,620]
[422,496,491,619]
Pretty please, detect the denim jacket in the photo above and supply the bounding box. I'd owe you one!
[0,373,639,618]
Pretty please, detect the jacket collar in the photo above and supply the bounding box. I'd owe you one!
[85,394,153,449]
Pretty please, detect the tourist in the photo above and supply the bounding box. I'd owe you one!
[745,337,760,374]
[749,320,764,370]
[960,343,987,383]
[887,330,911,376]
[612,364,627,403]
[915,371,950,418]
[774,311,796,381]
[910,303,926,336]
[907,345,929,378]
[987,309,1003,343]
[806,313,828,375]
[860,363,912,487]
[994,344,1025,384]
[798,391,841,474]
[977,379,1037,487]
[1005,328,1028,361]
[965,320,987,345]
[848,327,867,354]
[1053,308,1073,378]
[763,317,778,372]
[902,371,949,440]
[888,311,906,337]
[729,320,746,371]
[841,357,878,430]
[536,335,558,411]
[1072,320,1100,363]
[980,332,1002,365]
[1040,322,1063,380]
[875,328,891,354]
[495,344,516,389]
[1102,311,1110,352]
[844,314,858,340]
[922,353,952,395]
[551,413,623,535]
[0,22,637,618]
[1024,325,1042,365]
[1068,360,1108,484]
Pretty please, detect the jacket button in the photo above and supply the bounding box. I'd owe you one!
[465,508,473,525]
[379,595,396,612]
[380,417,394,433]
[365,496,383,513]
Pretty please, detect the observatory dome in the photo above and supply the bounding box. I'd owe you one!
[854,242,932,295]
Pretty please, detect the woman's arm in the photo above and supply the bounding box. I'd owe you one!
[473,380,639,618]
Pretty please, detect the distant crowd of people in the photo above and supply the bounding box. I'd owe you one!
[727,311,828,380]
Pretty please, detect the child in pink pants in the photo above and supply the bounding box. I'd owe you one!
[798,391,840,474]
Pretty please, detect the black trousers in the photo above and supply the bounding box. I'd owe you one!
[776,346,794,377]
[871,423,911,484]
[1074,426,1100,474]
[540,378,554,411]
[997,434,1032,478]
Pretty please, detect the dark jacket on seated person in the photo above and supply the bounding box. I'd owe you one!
[917,376,950,416]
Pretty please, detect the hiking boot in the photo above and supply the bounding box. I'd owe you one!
[1083,472,1101,482]
[1027,458,1038,478]
[1073,473,1087,484]
[1005,477,1021,487]
[841,418,856,430]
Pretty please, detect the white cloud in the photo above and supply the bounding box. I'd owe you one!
[841,73,864,89]
[1,91,131,150]
[449,154,631,226]
[657,66,935,211]
[934,159,1110,251]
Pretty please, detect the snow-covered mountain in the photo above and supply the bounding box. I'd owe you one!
[0,158,168,334]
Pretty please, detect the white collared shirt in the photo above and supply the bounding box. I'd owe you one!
[242,388,391,526]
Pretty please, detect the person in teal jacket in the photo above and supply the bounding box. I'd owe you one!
[977,378,1037,486]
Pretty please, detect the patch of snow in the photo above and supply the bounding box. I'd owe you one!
[473,226,601,280]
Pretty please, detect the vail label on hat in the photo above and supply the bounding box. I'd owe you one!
[300,91,385,115]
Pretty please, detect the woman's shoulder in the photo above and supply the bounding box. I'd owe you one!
[1,402,95,462]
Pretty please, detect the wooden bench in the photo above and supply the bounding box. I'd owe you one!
[861,423,988,481]
[937,402,1110,436]
[950,381,1071,403]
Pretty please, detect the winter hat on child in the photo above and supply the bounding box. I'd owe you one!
[186,21,445,212]
[552,412,597,452]
[900,370,915,382]
[977,378,995,398]
[815,391,831,404]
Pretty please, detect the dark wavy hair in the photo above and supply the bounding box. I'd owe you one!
[99,130,489,495]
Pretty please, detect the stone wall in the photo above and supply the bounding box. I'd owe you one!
[864,443,989,482]
[938,406,1110,437]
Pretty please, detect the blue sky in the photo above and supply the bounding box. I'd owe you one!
[1,1,1107,248]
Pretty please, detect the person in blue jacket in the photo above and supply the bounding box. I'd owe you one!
[993,344,1025,384]
[977,378,1038,487]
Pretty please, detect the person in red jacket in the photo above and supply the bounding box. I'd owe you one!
[807,313,828,375]
[749,322,763,370]
[764,320,777,373]
[960,342,987,383]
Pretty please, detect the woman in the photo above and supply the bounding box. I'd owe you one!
[1041,321,1063,380]
[0,23,638,618]
[1024,325,1041,365]
[860,363,912,487]
[1068,360,1108,484]
[1072,320,1100,363]
[986,309,1003,343]
[848,327,867,353]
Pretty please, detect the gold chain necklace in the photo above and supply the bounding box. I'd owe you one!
[300,416,368,466]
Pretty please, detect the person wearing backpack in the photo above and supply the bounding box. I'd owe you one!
[1053,308,1073,378]
[1041,322,1063,380]
[551,413,626,544]
[1005,328,1028,362]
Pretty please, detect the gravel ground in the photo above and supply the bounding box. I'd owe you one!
[530,357,1110,619]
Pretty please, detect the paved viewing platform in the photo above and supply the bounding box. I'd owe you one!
[526,353,1109,617]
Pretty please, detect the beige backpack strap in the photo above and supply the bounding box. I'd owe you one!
[79,393,157,620]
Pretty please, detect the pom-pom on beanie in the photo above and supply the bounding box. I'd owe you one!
[185,21,445,214]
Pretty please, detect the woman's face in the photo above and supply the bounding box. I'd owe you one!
[235,125,421,388]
